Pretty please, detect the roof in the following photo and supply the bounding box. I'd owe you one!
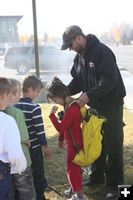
[0,16,23,22]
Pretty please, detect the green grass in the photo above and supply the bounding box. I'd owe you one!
[40,104,133,200]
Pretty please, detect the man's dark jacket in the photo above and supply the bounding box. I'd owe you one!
[68,34,126,111]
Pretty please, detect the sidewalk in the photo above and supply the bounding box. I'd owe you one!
[120,69,133,113]
[40,68,133,113]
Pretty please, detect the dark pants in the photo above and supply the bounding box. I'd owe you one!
[9,167,36,200]
[0,161,10,200]
[91,100,124,187]
[30,146,47,200]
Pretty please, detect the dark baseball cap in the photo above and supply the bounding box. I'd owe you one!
[61,25,83,50]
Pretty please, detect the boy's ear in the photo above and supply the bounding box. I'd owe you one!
[76,35,81,42]
[1,93,6,100]
[27,87,33,93]
[1,93,11,101]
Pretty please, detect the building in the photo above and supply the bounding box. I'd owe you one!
[0,16,22,45]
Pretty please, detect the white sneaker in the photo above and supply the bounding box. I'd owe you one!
[68,194,88,200]
[64,188,74,198]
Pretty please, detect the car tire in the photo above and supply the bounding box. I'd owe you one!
[17,61,30,75]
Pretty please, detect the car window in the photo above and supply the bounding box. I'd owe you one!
[7,47,30,55]
[39,46,59,55]
[0,48,6,56]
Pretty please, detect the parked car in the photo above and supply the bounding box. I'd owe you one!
[0,47,7,60]
[4,45,75,74]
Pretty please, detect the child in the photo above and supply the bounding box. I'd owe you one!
[15,75,52,200]
[47,77,88,200]
[5,78,36,200]
[0,77,27,200]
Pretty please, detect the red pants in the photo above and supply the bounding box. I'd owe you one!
[66,145,82,192]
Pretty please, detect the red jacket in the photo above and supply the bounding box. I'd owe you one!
[49,102,83,154]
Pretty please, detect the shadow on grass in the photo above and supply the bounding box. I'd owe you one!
[44,134,68,199]
[44,136,133,200]
[44,134,106,200]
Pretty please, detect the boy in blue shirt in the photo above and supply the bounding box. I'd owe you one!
[15,75,51,200]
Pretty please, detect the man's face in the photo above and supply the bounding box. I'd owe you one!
[68,36,83,53]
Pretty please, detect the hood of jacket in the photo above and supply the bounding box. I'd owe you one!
[80,34,99,57]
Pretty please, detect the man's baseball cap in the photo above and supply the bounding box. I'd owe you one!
[61,25,83,50]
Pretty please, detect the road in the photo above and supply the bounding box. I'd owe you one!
[0,45,133,110]
[110,45,133,74]
[0,45,133,84]
[0,60,72,85]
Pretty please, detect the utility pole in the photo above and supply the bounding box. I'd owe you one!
[32,0,40,78]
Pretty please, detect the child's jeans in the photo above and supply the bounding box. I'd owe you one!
[9,167,36,200]
[0,161,10,200]
[30,146,47,200]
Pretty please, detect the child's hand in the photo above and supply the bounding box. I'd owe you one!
[42,145,52,159]
[58,141,65,149]
[50,106,58,115]
[23,140,31,148]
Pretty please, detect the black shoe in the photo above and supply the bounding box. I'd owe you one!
[106,187,118,200]
[83,176,105,187]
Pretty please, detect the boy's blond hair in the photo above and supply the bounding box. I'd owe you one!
[9,78,21,95]
[0,77,12,96]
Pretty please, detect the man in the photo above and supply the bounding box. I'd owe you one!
[61,25,126,200]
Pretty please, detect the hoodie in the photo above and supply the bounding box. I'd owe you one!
[68,34,126,111]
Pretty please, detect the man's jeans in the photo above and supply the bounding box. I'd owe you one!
[9,167,36,200]
[91,100,124,186]
[0,161,10,200]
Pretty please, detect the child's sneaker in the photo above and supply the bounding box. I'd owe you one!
[64,188,74,198]
[68,194,88,200]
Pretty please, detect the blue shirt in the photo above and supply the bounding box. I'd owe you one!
[15,97,47,149]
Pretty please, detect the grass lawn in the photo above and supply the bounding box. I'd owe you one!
[40,104,133,200]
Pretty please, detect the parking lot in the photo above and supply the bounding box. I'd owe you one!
[0,59,72,85]
[1,45,133,111]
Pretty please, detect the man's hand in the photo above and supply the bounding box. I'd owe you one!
[77,92,89,106]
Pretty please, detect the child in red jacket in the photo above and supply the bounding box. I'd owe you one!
[47,77,88,200]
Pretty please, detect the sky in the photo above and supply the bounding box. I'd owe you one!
[0,0,133,37]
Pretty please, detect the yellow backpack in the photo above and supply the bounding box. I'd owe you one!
[66,100,106,167]
[73,106,106,167]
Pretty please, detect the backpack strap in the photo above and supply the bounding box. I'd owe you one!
[69,129,79,154]
[64,98,78,111]
[65,98,79,154]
